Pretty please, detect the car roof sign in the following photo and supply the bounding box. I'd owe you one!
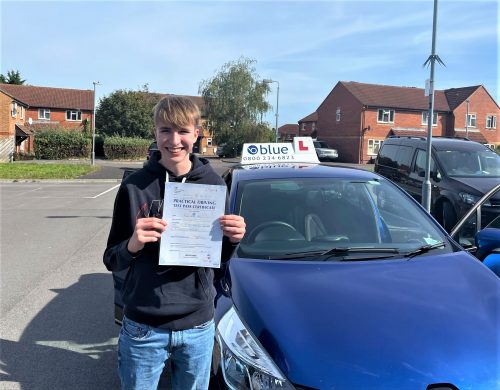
[240,137,320,164]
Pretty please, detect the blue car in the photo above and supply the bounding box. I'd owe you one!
[209,138,499,390]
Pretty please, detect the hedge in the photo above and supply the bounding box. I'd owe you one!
[103,136,151,160]
[35,131,91,160]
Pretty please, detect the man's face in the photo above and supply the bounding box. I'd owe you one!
[155,118,199,166]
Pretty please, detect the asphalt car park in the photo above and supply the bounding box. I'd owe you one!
[206,138,499,390]
[1,181,122,389]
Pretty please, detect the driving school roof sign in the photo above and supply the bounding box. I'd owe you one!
[240,137,319,164]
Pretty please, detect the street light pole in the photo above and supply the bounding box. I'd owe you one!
[422,0,445,213]
[92,81,101,165]
[263,79,279,142]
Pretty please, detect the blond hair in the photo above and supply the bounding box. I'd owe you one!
[153,95,201,129]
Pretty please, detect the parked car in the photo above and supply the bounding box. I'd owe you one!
[451,182,500,274]
[113,138,499,389]
[216,142,239,158]
[313,139,338,161]
[209,138,498,389]
[374,136,500,231]
[147,141,158,160]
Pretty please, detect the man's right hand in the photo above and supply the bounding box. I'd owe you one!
[127,217,167,254]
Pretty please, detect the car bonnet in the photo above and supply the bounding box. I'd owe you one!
[226,253,499,389]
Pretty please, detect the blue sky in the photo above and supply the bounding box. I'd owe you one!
[1,0,498,127]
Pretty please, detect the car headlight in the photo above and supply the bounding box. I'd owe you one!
[459,192,481,205]
[216,306,294,390]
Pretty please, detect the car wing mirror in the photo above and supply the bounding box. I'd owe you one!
[483,249,500,277]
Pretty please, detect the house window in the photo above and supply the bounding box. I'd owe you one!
[207,138,213,147]
[11,102,17,117]
[421,111,437,126]
[466,113,476,128]
[38,109,51,120]
[486,115,497,129]
[311,122,316,131]
[377,109,394,123]
[66,110,82,121]
[20,106,25,119]
[336,107,341,122]
[368,139,383,155]
[300,123,305,132]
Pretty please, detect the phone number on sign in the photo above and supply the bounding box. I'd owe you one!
[242,155,296,161]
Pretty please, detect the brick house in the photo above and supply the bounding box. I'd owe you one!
[312,81,499,163]
[278,124,299,141]
[0,83,94,160]
[298,111,318,137]
[0,89,29,161]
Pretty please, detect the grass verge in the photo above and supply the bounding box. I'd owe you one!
[0,163,100,179]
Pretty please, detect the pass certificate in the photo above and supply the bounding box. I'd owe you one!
[159,182,227,268]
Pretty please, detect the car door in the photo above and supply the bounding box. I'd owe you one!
[450,183,500,277]
[406,148,441,204]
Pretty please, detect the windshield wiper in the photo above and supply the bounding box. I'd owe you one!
[321,247,401,261]
[268,247,400,260]
[404,242,445,259]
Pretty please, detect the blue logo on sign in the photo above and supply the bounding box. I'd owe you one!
[247,145,258,155]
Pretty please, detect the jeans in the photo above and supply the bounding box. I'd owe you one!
[118,316,215,390]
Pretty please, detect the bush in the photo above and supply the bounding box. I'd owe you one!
[34,131,91,159]
[103,136,150,160]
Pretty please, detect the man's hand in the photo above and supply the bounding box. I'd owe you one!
[127,217,167,254]
[220,215,246,243]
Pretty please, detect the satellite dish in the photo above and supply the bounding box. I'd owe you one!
[28,117,33,125]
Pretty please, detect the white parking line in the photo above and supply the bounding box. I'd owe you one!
[85,184,120,199]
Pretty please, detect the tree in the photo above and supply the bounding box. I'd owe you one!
[199,57,274,147]
[0,70,26,84]
[96,87,160,138]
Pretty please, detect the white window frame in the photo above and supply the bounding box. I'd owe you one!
[421,111,438,126]
[368,139,383,155]
[38,108,51,120]
[11,102,17,117]
[485,143,496,150]
[206,137,213,147]
[66,110,82,121]
[336,107,341,122]
[300,123,305,131]
[20,106,25,119]
[466,113,476,128]
[377,109,394,123]
[311,122,316,131]
[486,115,497,129]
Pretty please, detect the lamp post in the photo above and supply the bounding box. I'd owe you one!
[91,81,101,165]
[465,99,470,138]
[263,79,279,142]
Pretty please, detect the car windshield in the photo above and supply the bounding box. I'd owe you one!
[436,149,500,177]
[314,141,330,148]
[236,176,449,260]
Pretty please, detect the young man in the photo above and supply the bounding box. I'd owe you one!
[103,96,245,390]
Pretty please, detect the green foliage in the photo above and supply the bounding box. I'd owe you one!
[103,136,150,160]
[199,57,272,146]
[96,87,161,138]
[34,131,91,159]
[0,69,26,84]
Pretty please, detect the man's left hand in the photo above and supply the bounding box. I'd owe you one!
[220,215,246,243]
